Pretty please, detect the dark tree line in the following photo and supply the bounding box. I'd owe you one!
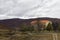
[17,21,60,32]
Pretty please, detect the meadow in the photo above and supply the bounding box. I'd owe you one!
[0,29,60,40]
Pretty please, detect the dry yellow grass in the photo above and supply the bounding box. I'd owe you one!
[0,29,60,40]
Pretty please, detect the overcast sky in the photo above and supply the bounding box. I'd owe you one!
[0,0,60,19]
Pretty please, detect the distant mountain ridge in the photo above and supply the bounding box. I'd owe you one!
[0,17,60,30]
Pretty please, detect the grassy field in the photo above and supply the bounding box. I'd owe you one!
[0,29,60,40]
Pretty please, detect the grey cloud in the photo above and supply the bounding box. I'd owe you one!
[0,0,60,19]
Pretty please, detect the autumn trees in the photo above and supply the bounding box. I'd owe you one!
[19,20,60,32]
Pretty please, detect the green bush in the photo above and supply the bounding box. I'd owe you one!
[46,23,53,31]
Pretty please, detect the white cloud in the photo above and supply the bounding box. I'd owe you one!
[0,0,60,19]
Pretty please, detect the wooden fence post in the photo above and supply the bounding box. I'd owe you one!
[52,33,58,40]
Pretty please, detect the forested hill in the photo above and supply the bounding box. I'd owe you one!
[0,17,60,30]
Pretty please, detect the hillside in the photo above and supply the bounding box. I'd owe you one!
[0,17,60,31]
